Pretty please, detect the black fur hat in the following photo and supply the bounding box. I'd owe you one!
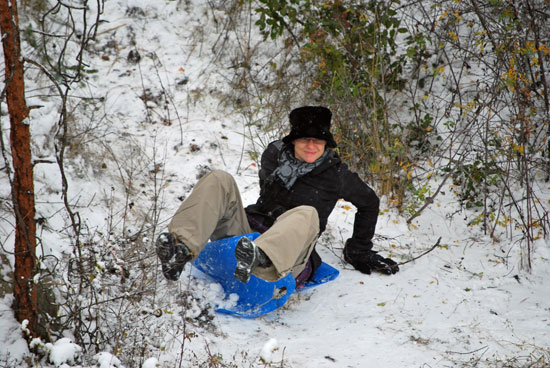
[282,106,337,148]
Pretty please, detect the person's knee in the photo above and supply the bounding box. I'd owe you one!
[209,169,231,179]
[296,205,319,231]
[205,169,234,185]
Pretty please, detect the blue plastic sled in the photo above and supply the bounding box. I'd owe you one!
[192,233,339,318]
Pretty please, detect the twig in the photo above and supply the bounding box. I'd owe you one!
[407,171,452,224]
[446,345,488,355]
[397,236,441,267]
[150,53,185,144]
[32,159,56,165]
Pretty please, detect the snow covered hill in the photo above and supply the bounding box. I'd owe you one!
[1,1,549,367]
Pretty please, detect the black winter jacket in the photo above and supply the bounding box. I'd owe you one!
[245,140,379,271]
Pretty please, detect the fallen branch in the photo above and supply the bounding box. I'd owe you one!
[398,236,441,266]
[407,172,452,224]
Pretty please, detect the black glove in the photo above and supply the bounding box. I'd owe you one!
[344,239,399,275]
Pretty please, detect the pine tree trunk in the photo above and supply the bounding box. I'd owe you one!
[0,0,38,338]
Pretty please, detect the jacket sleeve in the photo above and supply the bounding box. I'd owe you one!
[258,140,282,192]
[338,165,379,250]
[248,140,288,222]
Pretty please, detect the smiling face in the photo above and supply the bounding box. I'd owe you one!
[292,137,327,163]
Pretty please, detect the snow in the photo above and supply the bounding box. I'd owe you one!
[260,338,279,363]
[142,357,158,368]
[45,338,82,367]
[94,352,121,368]
[0,1,549,367]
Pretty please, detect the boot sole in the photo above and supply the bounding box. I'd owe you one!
[156,233,192,281]
[156,233,175,263]
[234,237,257,283]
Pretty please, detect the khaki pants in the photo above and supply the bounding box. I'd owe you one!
[168,170,319,281]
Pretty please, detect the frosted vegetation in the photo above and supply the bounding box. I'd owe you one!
[0,0,549,367]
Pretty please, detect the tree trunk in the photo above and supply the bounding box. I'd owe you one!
[0,0,38,338]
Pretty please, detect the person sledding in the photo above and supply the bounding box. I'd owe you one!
[156,106,399,286]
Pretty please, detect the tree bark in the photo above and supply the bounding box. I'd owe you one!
[0,0,38,338]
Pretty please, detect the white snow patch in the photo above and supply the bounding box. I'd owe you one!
[45,338,82,367]
[142,357,159,368]
[94,351,122,368]
[260,338,278,363]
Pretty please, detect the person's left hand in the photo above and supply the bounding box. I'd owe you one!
[366,251,399,275]
[344,239,399,275]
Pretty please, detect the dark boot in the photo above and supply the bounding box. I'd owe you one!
[156,232,192,281]
[234,237,270,283]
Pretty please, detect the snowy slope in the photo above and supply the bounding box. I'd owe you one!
[0,1,549,367]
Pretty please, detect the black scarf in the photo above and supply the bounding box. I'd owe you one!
[269,146,330,190]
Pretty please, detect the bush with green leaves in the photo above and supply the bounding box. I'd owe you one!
[253,0,434,206]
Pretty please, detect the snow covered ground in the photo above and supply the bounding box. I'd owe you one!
[1,1,549,367]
